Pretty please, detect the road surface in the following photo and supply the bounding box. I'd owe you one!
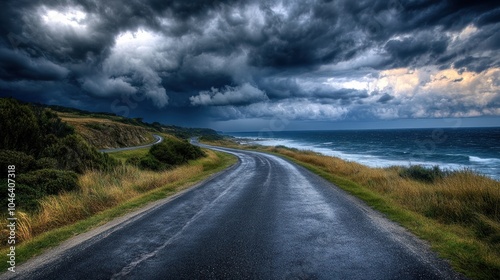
[98,134,163,153]
[6,144,464,279]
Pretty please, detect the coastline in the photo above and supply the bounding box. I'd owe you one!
[201,137,500,279]
[227,127,500,181]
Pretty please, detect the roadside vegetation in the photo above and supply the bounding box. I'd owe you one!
[202,139,500,280]
[0,149,235,270]
[126,136,205,171]
[0,98,236,269]
[2,149,228,244]
[0,98,117,212]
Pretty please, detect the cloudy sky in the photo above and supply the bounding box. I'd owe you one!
[0,0,499,131]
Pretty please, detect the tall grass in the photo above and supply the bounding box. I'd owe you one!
[0,150,222,245]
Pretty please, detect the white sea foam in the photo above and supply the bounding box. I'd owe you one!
[245,137,465,170]
[469,156,500,164]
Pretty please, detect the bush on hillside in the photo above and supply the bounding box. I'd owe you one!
[149,138,205,166]
[41,134,117,173]
[36,157,59,169]
[150,141,184,166]
[34,107,74,139]
[128,137,205,170]
[0,169,79,211]
[399,165,448,183]
[17,169,79,195]
[0,181,42,211]
[0,98,41,154]
[15,183,44,211]
[0,149,36,177]
[139,155,167,171]
[0,98,116,173]
[125,156,141,167]
[126,155,166,171]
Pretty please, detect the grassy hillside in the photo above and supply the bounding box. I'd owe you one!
[57,112,155,149]
[43,103,222,141]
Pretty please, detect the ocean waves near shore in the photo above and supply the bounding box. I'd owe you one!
[229,127,500,181]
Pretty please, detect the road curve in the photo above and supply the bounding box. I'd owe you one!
[98,134,163,153]
[6,144,465,280]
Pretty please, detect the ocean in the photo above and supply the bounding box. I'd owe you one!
[228,127,500,181]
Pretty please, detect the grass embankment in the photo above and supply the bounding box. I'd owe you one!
[204,139,500,280]
[57,112,155,149]
[0,149,236,270]
[108,146,151,163]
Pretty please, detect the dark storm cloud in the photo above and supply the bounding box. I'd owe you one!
[0,48,69,81]
[384,32,448,68]
[454,56,493,73]
[475,7,500,27]
[190,83,268,106]
[247,1,360,68]
[377,93,394,104]
[0,0,499,126]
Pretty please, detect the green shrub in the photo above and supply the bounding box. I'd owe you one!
[149,138,204,166]
[183,141,205,160]
[139,155,167,171]
[169,139,205,162]
[150,141,183,165]
[399,165,448,183]
[199,134,223,141]
[15,183,45,211]
[35,108,74,138]
[0,169,78,211]
[125,156,141,167]
[126,154,167,171]
[42,134,117,173]
[0,98,41,154]
[84,123,105,131]
[0,149,36,177]
[0,181,43,211]
[36,157,58,169]
[17,169,79,195]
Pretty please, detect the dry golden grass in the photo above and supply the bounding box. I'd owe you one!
[2,150,222,244]
[60,117,115,124]
[16,212,33,242]
[29,164,203,237]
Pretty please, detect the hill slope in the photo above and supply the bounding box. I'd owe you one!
[45,104,222,147]
[57,112,154,149]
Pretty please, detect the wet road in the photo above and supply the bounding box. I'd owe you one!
[8,145,464,279]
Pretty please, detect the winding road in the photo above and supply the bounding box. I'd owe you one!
[6,143,465,279]
[98,134,163,153]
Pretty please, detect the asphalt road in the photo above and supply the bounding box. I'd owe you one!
[98,134,163,153]
[6,144,465,280]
